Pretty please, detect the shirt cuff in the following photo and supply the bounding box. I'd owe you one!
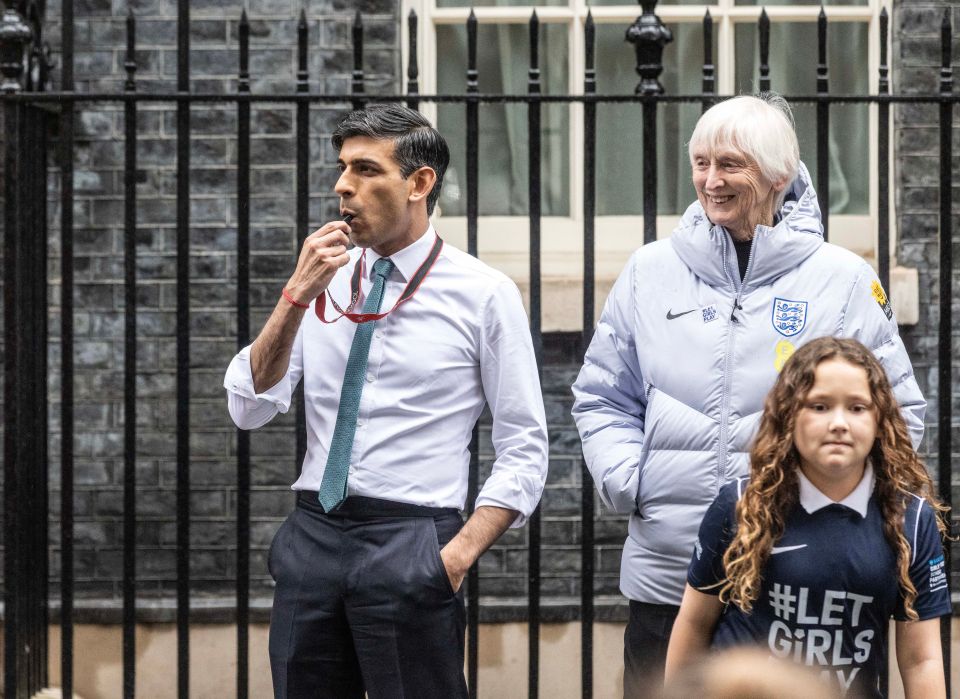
[475,472,544,529]
[223,346,291,411]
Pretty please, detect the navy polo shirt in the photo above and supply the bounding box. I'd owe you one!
[688,467,950,698]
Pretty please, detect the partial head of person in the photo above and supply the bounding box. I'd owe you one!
[720,336,947,618]
[332,104,450,256]
[657,647,843,699]
[688,94,800,241]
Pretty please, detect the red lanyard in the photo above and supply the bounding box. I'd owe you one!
[315,235,444,324]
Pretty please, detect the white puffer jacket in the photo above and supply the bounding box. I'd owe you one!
[572,163,925,605]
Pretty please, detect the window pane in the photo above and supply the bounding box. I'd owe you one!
[436,22,570,216]
[437,0,567,9]
[591,0,709,7]
[736,0,866,7]
[594,22,713,215]
[735,21,869,214]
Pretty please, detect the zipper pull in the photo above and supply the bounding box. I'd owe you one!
[730,302,743,323]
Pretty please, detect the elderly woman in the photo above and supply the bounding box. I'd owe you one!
[572,94,925,697]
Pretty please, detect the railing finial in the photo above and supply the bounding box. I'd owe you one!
[626,0,673,96]
[0,8,32,94]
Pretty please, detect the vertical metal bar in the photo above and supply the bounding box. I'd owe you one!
[4,95,22,699]
[758,9,770,93]
[21,10,50,690]
[59,0,75,694]
[466,8,479,261]
[25,76,50,696]
[465,10,480,699]
[236,10,252,699]
[40,106,51,694]
[877,14,890,695]
[642,99,657,245]
[176,0,191,695]
[41,111,51,694]
[23,104,38,699]
[123,10,138,698]
[816,7,829,241]
[2,11,32,695]
[295,10,309,476]
[581,14,596,699]
[701,10,714,112]
[875,5,892,670]
[406,10,419,110]
[352,10,365,110]
[937,10,953,695]
[627,0,670,245]
[527,11,542,698]
[877,8,889,297]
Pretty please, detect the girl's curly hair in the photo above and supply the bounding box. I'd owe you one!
[718,336,948,619]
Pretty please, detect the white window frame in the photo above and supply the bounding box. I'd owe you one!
[402,0,902,330]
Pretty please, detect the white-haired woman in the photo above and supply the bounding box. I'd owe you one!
[572,94,925,698]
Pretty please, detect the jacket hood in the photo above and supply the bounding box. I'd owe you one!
[670,161,824,291]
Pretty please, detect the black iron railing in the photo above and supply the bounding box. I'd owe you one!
[0,2,956,699]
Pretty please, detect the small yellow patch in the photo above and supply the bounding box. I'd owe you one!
[871,280,887,306]
[774,339,795,372]
[871,279,894,320]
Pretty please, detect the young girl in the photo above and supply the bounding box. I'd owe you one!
[664,337,949,698]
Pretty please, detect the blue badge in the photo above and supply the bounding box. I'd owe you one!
[772,298,808,337]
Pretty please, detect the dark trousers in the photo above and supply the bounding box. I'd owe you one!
[268,494,467,699]
[623,600,680,699]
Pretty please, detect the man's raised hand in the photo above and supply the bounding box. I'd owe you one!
[284,221,352,306]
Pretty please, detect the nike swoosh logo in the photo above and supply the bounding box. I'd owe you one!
[666,308,698,320]
[771,544,808,555]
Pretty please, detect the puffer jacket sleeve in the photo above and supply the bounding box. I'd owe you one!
[572,252,646,514]
[841,263,926,449]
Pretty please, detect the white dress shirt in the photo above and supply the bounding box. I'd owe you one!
[224,227,548,526]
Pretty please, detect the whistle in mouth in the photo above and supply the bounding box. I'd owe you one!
[342,213,354,224]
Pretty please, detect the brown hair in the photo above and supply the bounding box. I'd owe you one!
[717,336,948,619]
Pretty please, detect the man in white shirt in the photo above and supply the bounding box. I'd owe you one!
[224,104,548,699]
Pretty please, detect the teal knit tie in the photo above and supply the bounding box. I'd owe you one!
[318,257,395,512]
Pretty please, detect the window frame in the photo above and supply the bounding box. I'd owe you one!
[402,0,895,330]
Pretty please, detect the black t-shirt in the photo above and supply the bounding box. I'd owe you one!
[732,237,752,281]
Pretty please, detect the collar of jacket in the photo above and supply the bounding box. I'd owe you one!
[670,161,825,292]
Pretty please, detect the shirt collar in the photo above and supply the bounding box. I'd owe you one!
[797,462,874,518]
[365,225,436,283]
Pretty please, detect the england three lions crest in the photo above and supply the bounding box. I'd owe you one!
[772,298,808,337]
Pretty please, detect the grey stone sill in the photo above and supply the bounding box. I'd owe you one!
[16,592,960,624]
[27,596,632,625]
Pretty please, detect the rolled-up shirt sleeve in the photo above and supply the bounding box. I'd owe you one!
[224,324,304,430]
[475,279,549,528]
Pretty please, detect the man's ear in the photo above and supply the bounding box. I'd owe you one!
[407,166,437,205]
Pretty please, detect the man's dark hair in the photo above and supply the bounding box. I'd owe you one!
[332,104,450,216]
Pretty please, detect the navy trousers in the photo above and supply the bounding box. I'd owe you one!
[623,600,680,698]
[268,494,467,699]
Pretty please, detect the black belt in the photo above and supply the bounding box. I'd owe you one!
[296,492,460,518]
